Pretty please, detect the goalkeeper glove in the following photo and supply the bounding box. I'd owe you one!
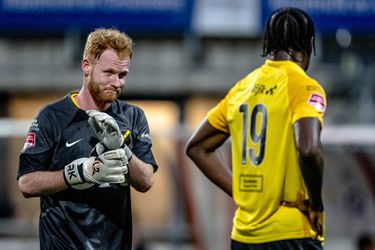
[86,110,133,159]
[64,148,128,189]
[86,110,133,187]
[86,110,124,150]
[92,142,132,187]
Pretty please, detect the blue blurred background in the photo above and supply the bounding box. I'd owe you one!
[0,0,374,249]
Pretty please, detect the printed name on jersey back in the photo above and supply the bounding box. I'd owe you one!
[308,93,325,112]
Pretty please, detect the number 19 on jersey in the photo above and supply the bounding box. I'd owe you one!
[239,103,268,166]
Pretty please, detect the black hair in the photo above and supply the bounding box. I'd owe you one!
[262,7,316,57]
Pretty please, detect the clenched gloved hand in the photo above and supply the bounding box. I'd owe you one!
[86,110,133,187]
[64,148,128,189]
[86,110,124,150]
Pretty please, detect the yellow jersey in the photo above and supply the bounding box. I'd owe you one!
[207,60,326,243]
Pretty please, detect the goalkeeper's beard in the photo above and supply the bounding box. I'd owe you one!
[88,76,122,104]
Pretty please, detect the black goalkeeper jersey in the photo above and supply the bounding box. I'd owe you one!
[18,93,158,250]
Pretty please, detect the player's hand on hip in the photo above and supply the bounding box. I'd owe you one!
[308,208,324,239]
[64,148,128,188]
[86,110,124,149]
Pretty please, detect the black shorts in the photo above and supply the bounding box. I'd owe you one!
[231,238,323,250]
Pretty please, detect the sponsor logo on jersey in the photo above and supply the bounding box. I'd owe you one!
[30,119,40,132]
[306,85,320,91]
[92,164,100,176]
[23,132,36,151]
[251,84,278,96]
[66,163,78,180]
[65,138,83,147]
[308,93,325,112]
[141,132,151,140]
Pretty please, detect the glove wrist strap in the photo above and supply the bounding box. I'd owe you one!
[64,159,86,186]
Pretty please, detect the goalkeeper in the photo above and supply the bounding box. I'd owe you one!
[17,28,157,250]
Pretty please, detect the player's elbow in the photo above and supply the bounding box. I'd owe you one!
[185,140,192,156]
[297,144,323,165]
[297,144,320,159]
[18,175,37,198]
[137,170,154,193]
[185,140,199,160]
[186,144,208,167]
[136,177,153,193]
[185,147,198,163]
[185,144,193,159]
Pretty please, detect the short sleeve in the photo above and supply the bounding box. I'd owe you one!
[207,94,230,133]
[18,108,57,178]
[290,81,327,126]
[131,109,158,171]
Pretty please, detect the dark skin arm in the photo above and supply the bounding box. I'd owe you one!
[185,118,232,196]
[293,117,324,237]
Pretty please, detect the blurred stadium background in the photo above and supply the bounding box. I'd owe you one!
[0,0,374,249]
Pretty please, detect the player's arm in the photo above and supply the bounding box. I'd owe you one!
[293,117,324,235]
[18,170,68,198]
[293,117,324,210]
[86,109,155,192]
[127,156,154,193]
[18,149,128,197]
[185,118,232,196]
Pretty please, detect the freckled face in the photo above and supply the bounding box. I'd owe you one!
[87,49,131,104]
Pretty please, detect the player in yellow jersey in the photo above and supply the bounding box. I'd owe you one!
[186,7,326,250]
